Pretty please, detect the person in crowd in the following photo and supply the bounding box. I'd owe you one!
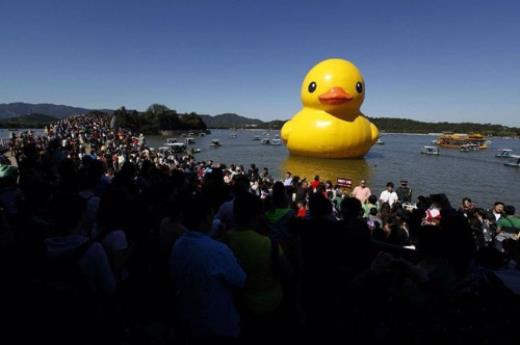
[495,205,520,251]
[351,179,371,204]
[225,193,288,341]
[459,197,474,217]
[396,179,412,203]
[491,201,504,222]
[170,194,246,341]
[362,194,378,218]
[266,181,295,243]
[310,175,320,190]
[283,171,293,187]
[379,182,399,207]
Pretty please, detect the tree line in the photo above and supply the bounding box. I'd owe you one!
[112,104,207,134]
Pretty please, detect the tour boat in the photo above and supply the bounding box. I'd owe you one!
[210,139,221,147]
[436,132,487,150]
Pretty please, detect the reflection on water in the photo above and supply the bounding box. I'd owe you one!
[282,155,373,185]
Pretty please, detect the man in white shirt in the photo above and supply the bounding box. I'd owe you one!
[491,201,504,222]
[283,171,293,187]
[379,182,399,207]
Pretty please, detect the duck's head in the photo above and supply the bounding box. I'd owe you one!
[300,58,365,117]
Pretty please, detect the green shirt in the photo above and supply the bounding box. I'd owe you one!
[225,229,283,315]
[497,215,520,233]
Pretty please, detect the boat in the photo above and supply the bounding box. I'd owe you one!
[504,155,520,167]
[421,145,440,155]
[270,138,282,146]
[210,139,221,147]
[261,138,271,145]
[189,148,201,154]
[496,149,514,158]
[376,138,384,145]
[436,132,488,150]
[164,138,178,146]
[460,143,480,152]
[167,142,187,153]
[229,133,238,139]
[253,135,261,141]
[185,137,196,145]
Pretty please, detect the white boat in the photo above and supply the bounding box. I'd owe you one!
[210,139,221,147]
[168,142,187,153]
[229,133,238,139]
[376,138,384,145]
[496,148,514,158]
[261,138,271,145]
[185,137,196,145]
[164,138,178,146]
[270,138,282,145]
[421,145,440,155]
[504,155,520,167]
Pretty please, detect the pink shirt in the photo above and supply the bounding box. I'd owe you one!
[352,186,371,203]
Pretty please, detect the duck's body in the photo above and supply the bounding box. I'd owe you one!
[281,109,378,158]
[281,58,379,158]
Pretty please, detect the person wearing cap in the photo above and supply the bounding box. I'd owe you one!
[351,179,371,204]
[396,180,412,203]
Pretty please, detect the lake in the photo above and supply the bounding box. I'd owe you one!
[147,129,520,208]
[2,128,518,208]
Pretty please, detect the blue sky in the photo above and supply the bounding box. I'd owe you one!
[1,0,519,125]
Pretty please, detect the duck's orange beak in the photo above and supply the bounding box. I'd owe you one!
[319,87,353,105]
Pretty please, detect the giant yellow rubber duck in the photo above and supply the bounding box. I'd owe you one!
[281,58,379,158]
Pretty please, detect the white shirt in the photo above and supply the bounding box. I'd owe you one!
[380,190,399,206]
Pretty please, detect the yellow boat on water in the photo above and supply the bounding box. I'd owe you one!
[436,132,488,150]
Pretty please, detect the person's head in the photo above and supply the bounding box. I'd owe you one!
[494,201,505,214]
[400,180,408,187]
[462,197,472,208]
[504,205,516,216]
[285,171,291,178]
[368,194,377,205]
[340,197,363,220]
[271,181,289,209]
[360,179,367,188]
[182,194,213,233]
[383,216,399,235]
[314,175,320,181]
[51,194,86,236]
[386,182,394,191]
[430,193,452,210]
[232,174,250,196]
[369,207,378,216]
[233,192,262,228]
[309,192,332,218]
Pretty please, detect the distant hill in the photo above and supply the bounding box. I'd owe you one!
[369,117,520,136]
[198,113,264,128]
[0,102,112,119]
[0,113,58,128]
[2,103,518,136]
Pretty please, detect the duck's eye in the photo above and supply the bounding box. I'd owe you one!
[308,81,317,93]
[356,82,363,94]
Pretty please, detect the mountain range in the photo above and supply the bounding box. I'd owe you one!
[0,102,277,128]
[1,102,519,136]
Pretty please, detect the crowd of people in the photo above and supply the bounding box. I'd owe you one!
[1,113,519,345]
